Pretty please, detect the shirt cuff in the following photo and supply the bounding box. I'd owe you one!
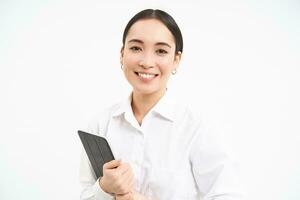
[93,178,115,200]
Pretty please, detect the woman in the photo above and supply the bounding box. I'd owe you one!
[80,9,244,200]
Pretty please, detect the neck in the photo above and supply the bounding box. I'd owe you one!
[131,88,166,125]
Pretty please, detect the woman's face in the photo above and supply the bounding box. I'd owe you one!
[120,19,181,96]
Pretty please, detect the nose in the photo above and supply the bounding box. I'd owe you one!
[138,52,155,69]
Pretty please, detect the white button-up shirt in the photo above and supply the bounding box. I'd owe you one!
[79,92,244,200]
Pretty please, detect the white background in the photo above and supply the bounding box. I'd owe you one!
[1,0,299,199]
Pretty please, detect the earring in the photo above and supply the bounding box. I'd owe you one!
[121,65,123,70]
[172,69,177,75]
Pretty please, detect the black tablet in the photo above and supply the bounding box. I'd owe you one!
[78,130,115,178]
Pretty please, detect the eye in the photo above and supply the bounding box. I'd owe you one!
[156,49,168,55]
[129,46,142,52]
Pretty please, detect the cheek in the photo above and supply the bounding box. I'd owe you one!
[123,55,138,78]
[123,53,139,66]
[158,57,176,73]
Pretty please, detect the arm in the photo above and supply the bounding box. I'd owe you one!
[80,150,135,200]
[190,123,245,200]
[116,191,152,200]
[79,150,114,200]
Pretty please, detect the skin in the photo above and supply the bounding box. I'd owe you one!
[121,19,181,125]
[99,160,134,195]
[100,18,182,200]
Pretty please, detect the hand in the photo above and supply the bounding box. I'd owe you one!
[115,191,134,200]
[116,190,149,200]
[99,160,134,195]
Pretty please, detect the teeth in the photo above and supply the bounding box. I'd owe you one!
[138,73,155,79]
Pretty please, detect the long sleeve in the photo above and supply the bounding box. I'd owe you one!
[79,149,114,200]
[79,109,115,199]
[189,122,245,200]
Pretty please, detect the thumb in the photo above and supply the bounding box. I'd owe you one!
[103,159,121,169]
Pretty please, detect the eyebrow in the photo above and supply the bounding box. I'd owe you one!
[128,39,172,48]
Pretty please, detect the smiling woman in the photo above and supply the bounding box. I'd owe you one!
[121,18,182,124]
[79,9,244,200]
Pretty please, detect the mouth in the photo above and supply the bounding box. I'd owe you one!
[135,72,159,81]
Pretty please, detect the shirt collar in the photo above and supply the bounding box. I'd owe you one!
[112,93,133,118]
[112,91,176,122]
[151,91,175,122]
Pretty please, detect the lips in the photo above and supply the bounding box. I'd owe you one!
[135,72,158,81]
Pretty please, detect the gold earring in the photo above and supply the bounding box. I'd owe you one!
[172,69,177,75]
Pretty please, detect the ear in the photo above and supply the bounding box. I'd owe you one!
[120,46,124,65]
[173,51,182,70]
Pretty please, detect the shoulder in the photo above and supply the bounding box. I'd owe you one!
[164,92,203,127]
[168,101,207,144]
[175,102,223,147]
[85,101,122,136]
[174,101,204,129]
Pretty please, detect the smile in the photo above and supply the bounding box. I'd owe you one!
[135,72,158,81]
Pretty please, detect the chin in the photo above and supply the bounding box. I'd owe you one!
[134,87,161,96]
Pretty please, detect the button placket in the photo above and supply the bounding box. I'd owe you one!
[132,129,145,192]
[139,129,152,195]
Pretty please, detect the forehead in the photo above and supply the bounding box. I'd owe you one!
[125,19,175,46]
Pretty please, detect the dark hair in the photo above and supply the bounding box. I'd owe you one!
[122,9,183,54]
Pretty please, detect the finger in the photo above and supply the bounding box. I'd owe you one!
[122,168,134,179]
[128,175,134,188]
[119,170,134,189]
[103,159,121,169]
[115,171,134,194]
[121,169,134,183]
[116,162,132,175]
[115,194,128,200]
[125,172,134,188]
